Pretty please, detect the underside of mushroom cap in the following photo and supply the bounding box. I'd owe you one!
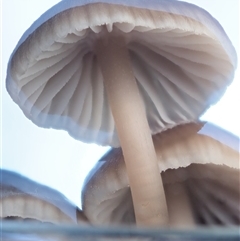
[83,163,240,225]
[1,191,73,224]
[0,170,87,224]
[82,122,240,225]
[7,1,237,147]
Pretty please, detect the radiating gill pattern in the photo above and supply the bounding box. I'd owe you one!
[8,4,236,146]
[1,195,73,224]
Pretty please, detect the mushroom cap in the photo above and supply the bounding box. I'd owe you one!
[0,170,88,224]
[6,1,237,147]
[81,122,240,225]
[198,122,240,152]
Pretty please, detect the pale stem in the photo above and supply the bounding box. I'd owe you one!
[96,36,168,227]
[164,182,195,228]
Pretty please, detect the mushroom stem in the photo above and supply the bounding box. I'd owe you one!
[164,182,195,228]
[96,36,168,227]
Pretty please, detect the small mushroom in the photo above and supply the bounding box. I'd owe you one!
[162,164,240,226]
[6,1,237,226]
[0,169,88,225]
[163,181,195,228]
[82,122,240,226]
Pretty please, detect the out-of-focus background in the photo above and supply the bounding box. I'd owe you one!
[1,0,239,208]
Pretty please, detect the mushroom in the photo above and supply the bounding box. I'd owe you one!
[6,0,237,226]
[163,181,195,228]
[163,164,240,226]
[0,169,88,225]
[82,122,240,226]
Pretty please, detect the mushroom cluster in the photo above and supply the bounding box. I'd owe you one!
[6,0,237,227]
[0,169,88,224]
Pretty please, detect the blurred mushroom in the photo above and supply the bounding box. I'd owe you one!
[163,182,195,228]
[0,169,88,225]
[162,164,240,226]
[82,122,240,226]
[6,1,237,226]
